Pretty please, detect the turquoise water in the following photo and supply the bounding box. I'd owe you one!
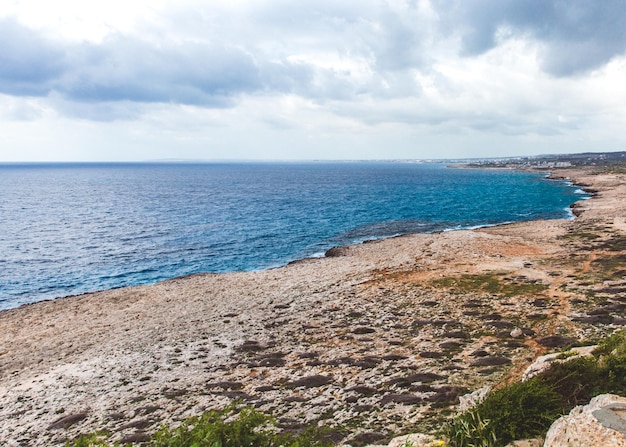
[0,162,586,309]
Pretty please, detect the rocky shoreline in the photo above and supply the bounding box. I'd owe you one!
[1,166,626,446]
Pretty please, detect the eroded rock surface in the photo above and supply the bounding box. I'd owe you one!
[544,394,626,447]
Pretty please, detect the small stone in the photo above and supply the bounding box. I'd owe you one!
[511,327,524,338]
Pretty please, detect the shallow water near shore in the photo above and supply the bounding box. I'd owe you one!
[0,162,585,309]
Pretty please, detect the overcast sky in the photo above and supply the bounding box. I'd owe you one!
[1,0,625,161]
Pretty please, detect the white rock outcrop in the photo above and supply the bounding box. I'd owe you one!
[386,433,439,446]
[364,433,440,447]
[522,346,596,382]
[459,385,491,412]
[504,440,543,447]
[543,394,626,447]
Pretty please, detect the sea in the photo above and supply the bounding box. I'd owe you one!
[0,162,587,310]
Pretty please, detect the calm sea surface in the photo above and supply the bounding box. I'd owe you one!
[0,162,586,310]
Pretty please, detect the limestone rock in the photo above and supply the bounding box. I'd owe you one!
[385,433,438,447]
[543,394,626,447]
[504,440,543,447]
[522,346,596,382]
[459,385,491,412]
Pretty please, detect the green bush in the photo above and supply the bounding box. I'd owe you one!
[446,329,626,447]
[534,356,603,407]
[445,381,562,447]
[536,330,626,408]
[594,328,626,357]
[150,406,273,447]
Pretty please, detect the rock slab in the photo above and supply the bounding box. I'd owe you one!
[521,346,596,382]
[544,394,626,447]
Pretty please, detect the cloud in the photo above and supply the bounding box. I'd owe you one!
[0,17,296,107]
[0,9,389,110]
[59,37,263,106]
[0,18,67,95]
[3,0,625,113]
[1,0,625,160]
[434,0,626,76]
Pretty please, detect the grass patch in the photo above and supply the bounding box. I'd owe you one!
[590,254,626,280]
[564,231,602,242]
[597,234,626,251]
[430,274,548,297]
[67,405,333,447]
[445,381,562,447]
[66,433,112,447]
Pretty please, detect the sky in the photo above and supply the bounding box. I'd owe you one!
[1,0,625,162]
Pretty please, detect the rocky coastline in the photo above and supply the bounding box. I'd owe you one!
[1,166,626,446]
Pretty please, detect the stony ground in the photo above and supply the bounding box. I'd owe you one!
[1,167,626,446]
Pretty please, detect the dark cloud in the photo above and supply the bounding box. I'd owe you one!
[2,0,623,124]
[0,18,67,95]
[59,37,263,106]
[0,13,371,109]
[366,9,426,72]
[0,19,296,106]
[434,0,626,76]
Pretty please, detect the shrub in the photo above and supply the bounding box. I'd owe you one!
[594,328,626,357]
[445,381,562,447]
[534,356,601,408]
[536,329,626,408]
[65,433,117,447]
[446,329,626,447]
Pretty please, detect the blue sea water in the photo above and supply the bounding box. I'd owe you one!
[0,162,586,310]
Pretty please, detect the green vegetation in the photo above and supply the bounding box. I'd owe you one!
[66,433,112,447]
[446,329,626,447]
[66,405,332,447]
[430,273,548,297]
[596,328,626,356]
[590,254,626,281]
[445,381,562,447]
[597,233,626,251]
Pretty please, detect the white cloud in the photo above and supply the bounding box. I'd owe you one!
[1,0,166,41]
[0,0,625,161]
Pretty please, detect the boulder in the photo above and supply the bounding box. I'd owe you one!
[543,394,626,447]
[325,246,349,257]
